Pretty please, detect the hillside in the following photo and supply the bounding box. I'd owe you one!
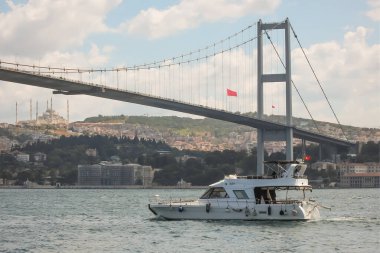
[82,114,380,143]
[1,114,379,154]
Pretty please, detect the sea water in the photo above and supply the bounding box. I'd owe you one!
[0,188,379,253]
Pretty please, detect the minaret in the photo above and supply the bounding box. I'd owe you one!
[16,102,18,125]
[67,100,69,124]
[30,99,32,121]
[50,97,53,123]
[36,101,38,123]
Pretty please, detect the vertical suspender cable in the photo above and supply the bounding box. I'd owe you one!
[214,44,216,109]
[206,55,209,107]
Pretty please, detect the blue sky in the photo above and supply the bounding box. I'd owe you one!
[0,0,379,128]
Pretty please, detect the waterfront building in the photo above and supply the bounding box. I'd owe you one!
[129,163,154,187]
[338,163,368,174]
[77,164,102,185]
[340,173,380,188]
[77,162,153,187]
[338,162,380,188]
[366,163,380,173]
[101,162,134,185]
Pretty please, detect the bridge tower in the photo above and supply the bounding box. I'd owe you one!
[257,18,293,175]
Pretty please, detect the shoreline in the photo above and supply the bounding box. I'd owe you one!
[0,185,378,190]
[0,185,207,190]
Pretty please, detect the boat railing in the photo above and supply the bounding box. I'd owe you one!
[294,175,308,179]
[235,175,308,179]
[149,196,198,205]
[211,199,302,207]
[213,199,256,208]
[150,196,304,206]
[275,199,302,205]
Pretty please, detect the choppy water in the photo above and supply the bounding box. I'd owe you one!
[0,188,379,253]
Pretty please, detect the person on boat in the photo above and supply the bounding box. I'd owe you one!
[254,187,261,204]
[269,189,276,204]
[294,168,300,178]
[262,189,270,204]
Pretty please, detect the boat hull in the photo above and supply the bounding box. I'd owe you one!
[149,202,320,221]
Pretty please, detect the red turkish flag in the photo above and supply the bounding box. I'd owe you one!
[227,89,237,96]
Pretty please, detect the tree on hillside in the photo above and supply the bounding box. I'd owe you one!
[357,141,379,162]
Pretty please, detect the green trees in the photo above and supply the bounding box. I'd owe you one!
[357,141,379,162]
[2,132,378,186]
[0,153,17,184]
[6,135,173,185]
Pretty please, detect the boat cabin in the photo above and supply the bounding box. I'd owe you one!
[199,184,312,203]
[199,161,312,204]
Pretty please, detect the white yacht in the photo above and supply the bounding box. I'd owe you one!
[148,161,324,220]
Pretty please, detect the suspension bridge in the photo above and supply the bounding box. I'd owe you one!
[0,18,354,174]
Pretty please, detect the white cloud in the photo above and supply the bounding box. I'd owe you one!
[291,26,380,127]
[123,0,281,39]
[366,0,380,21]
[0,0,121,57]
[0,0,124,124]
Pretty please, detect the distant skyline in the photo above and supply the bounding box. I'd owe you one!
[0,0,379,128]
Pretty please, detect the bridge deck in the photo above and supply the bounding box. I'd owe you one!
[0,68,354,148]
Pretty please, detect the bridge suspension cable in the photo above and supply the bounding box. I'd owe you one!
[0,22,258,74]
[263,30,322,134]
[289,23,348,141]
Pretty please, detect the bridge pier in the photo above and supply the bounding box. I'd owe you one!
[256,129,264,175]
[257,18,293,175]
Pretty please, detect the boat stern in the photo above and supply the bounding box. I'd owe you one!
[299,201,321,220]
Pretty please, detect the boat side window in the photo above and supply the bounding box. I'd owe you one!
[200,187,229,199]
[233,190,249,199]
[254,187,276,204]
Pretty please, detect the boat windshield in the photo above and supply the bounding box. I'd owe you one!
[200,187,229,199]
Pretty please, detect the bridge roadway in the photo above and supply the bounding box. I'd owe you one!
[0,68,354,148]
